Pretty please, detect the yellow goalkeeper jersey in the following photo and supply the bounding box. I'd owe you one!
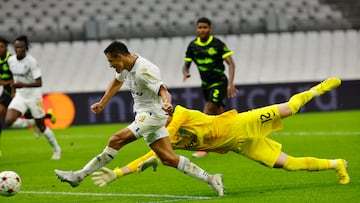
[167,105,240,153]
[126,104,283,171]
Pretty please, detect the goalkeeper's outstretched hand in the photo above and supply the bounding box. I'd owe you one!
[137,156,160,173]
[92,167,117,187]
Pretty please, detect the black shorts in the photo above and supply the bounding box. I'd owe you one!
[0,93,12,107]
[202,81,227,106]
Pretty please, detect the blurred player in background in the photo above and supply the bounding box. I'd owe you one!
[182,17,238,158]
[0,36,13,157]
[0,36,56,158]
[55,41,225,196]
[5,35,61,160]
[91,78,350,189]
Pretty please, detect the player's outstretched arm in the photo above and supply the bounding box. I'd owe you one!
[92,167,118,187]
[91,150,158,187]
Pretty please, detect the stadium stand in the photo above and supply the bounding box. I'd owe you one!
[25,30,358,93]
[1,0,358,42]
[0,0,359,93]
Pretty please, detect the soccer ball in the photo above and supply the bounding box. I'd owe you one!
[0,171,22,197]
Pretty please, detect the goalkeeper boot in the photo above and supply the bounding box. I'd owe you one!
[192,151,208,158]
[208,174,225,196]
[310,77,341,96]
[55,169,83,187]
[137,156,160,173]
[335,159,350,184]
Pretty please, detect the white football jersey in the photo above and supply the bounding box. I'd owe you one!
[115,55,166,117]
[8,54,42,99]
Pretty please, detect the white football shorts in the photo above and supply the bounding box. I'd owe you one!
[8,95,45,119]
[127,112,168,145]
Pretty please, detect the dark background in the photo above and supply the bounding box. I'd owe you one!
[68,80,360,125]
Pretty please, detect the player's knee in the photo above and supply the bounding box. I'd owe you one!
[108,131,136,150]
[159,155,178,168]
[282,156,300,171]
[34,119,46,131]
[287,101,300,115]
[5,118,14,127]
[37,124,46,132]
[108,136,127,150]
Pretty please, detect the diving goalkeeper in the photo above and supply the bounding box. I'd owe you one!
[92,77,350,188]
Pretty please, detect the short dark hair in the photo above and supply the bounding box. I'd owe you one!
[0,36,9,45]
[104,41,130,57]
[197,17,212,26]
[14,35,30,50]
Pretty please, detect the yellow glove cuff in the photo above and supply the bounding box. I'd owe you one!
[114,167,124,177]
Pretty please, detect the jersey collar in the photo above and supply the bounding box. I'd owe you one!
[195,35,213,46]
[0,52,10,63]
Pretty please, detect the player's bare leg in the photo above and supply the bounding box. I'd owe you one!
[0,104,7,157]
[35,118,61,160]
[151,137,225,196]
[55,128,136,187]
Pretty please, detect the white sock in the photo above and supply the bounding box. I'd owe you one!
[11,118,35,128]
[79,146,118,178]
[310,90,319,97]
[43,127,61,152]
[330,160,337,168]
[177,155,210,182]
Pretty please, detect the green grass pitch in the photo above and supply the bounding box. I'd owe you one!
[0,110,359,203]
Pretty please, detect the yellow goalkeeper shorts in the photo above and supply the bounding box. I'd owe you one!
[233,104,283,167]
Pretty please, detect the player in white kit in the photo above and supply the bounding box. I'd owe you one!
[55,41,225,196]
[5,36,61,160]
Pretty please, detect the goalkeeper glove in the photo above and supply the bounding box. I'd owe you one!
[137,156,160,173]
[91,167,117,187]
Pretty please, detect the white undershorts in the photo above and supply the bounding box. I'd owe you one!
[127,112,168,145]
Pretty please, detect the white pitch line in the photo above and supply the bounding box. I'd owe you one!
[20,191,213,200]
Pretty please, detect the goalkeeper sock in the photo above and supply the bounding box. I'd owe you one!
[126,151,155,172]
[177,155,209,182]
[80,146,118,178]
[283,156,332,171]
[287,91,315,114]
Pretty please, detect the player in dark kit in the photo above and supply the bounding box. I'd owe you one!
[0,37,14,157]
[182,17,238,158]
